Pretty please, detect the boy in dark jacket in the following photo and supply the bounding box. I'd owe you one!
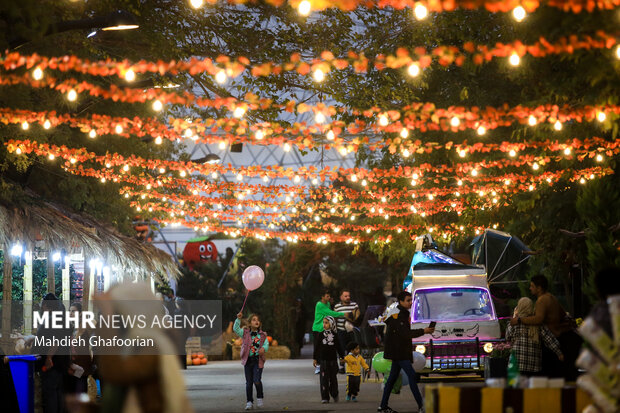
[313,316,345,403]
[378,291,434,413]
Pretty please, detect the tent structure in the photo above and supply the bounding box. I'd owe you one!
[469,229,532,285]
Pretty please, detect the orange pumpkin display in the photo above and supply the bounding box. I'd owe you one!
[192,358,202,365]
[267,336,273,344]
[272,340,278,347]
[200,358,207,365]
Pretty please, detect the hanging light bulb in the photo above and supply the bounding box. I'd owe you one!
[43,120,51,129]
[326,130,335,140]
[212,172,219,179]
[88,129,97,139]
[32,67,43,80]
[154,136,163,145]
[553,120,562,131]
[262,176,269,183]
[312,178,319,185]
[15,147,22,155]
[471,169,478,176]
[313,68,325,82]
[48,153,55,160]
[457,179,463,186]
[159,167,166,173]
[215,70,227,84]
[596,154,604,162]
[400,128,409,138]
[509,149,516,157]
[218,140,226,150]
[596,111,606,122]
[298,0,311,16]
[123,164,130,172]
[512,6,526,22]
[477,125,486,135]
[378,114,389,127]
[532,163,540,170]
[414,3,428,19]
[233,107,246,118]
[283,142,291,152]
[361,179,367,186]
[458,150,466,158]
[407,63,420,77]
[402,148,411,158]
[124,69,136,82]
[180,170,187,177]
[152,100,163,111]
[67,89,77,101]
[115,124,123,134]
[21,121,29,130]
[450,116,460,127]
[190,0,204,8]
[315,112,326,124]
[255,130,264,140]
[528,115,537,126]
[564,147,571,155]
[615,44,620,60]
[236,173,243,181]
[509,53,520,66]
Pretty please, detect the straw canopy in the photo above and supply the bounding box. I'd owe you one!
[0,193,179,282]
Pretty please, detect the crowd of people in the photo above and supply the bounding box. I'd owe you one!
[4,267,619,413]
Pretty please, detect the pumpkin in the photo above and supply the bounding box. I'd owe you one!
[272,340,278,347]
[192,358,202,365]
[196,352,205,358]
[200,358,207,365]
[267,336,273,344]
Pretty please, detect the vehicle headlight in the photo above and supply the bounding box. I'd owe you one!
[415,345,426,354]
[483,342,493,353]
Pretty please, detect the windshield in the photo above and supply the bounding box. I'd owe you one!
[412,287,495,322]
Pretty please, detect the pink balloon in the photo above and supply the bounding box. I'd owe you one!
[242,265,265,291]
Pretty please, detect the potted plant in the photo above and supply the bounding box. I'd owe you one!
[485,342,512,378]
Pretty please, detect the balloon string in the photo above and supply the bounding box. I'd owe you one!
[240,290,250,313]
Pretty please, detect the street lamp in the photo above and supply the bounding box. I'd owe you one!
[10,10,139,49]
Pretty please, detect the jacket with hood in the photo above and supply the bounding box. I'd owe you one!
[313,316,345,361]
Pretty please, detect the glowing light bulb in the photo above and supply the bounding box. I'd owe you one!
[615,45,620,59]
[180,170,187,177]
[596,111,606,122]
[218,141,226,150]
[471,169,478,176]
[400,128,409,138]
[554,120,562,130]
[67,89,77,101]
[69,158,76,164]
[115,125,123,134]
[212,172,219,179]
[236,173,243,181]
[313,68,325,82]
[255,130,264,140]
[262,176,269,182]
[450,116,460,127]
[532,163,540,171]
[43,120,51,129]
[294,175,301,183]
[414,3,428,19]
[378,114,389,127]
[402,149,411,158]
[361,179,367,186]
[155,136,163,145]
[21,121,29,130]
[528,115,537,126]
[32,67,43,80]
[48,154,55,160]
[509,149,516,157]
[88,129,97,139]
[159,167,166,173]
[298,0,311,16]
[124,69,136,82]
[407,63,420,77]
[184,128,194,138]
[315,112,326,124]
[458,150,466,158]
[283,143,291,152]
[457,179,463,186]
[339,147,347,156]
[596,154,603,162]
[564,147,571,155]
[513,6,526,22]
[312,178,319,185]
[325,130,335,141]
[233,107,246,118]
[477,125,486,135]
[509,53,520,66]
[190,0,204,8]
[580,178,586,184]
[123,165,130,172]
[215,70,227,84]
[152,100,163,111]
[15,147,22,155]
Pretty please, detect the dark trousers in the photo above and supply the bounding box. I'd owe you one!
[337,330,352,365]
[41,368,64,413]
[380,360,423,410]
[319,359,339,401]
[541,330,582,381]
[346,375,361,396]
[244,356,264,402]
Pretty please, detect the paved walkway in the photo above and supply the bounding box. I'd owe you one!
[184,359,425,413]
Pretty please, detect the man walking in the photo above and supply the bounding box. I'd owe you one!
[334,289,360,372]
[378,291,434,413]
[313,289,346,373]
[510,275,582,380]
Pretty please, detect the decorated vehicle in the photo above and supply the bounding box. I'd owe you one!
[403,238,501,377]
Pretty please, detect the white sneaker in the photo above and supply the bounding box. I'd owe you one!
[314,366,321,374]
[245,402,253,410]
[256,399,264,408]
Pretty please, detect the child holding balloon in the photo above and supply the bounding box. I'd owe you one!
[235,312,269,410]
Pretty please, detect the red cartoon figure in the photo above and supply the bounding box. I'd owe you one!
[182,237,218,270]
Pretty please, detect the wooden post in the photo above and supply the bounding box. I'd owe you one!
[62,255,70,304]
[82,255,91,312]
[1,246,13,350]
[47,248,55,294]
[23,251,33,334]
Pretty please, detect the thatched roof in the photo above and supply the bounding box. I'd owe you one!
[0,196,179,281]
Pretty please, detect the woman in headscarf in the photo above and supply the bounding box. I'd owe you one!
[506,297,564,376]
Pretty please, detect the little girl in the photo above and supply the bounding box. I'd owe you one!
[313,316,344,403]
[235,312,269,410]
